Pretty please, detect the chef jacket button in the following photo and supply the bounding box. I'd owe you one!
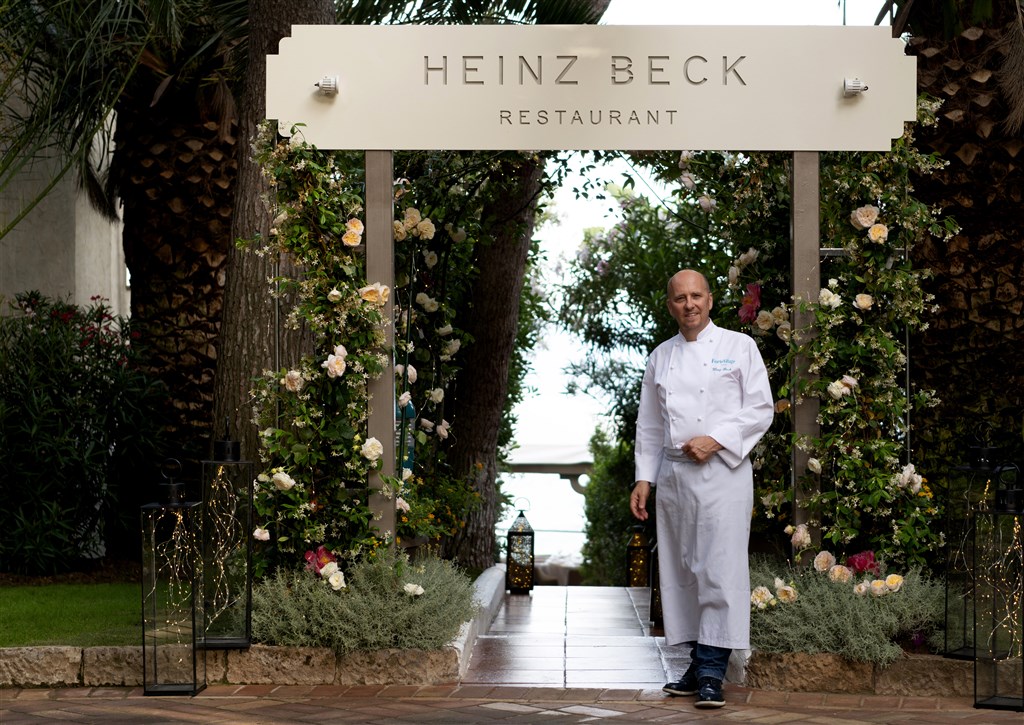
[700,388,705,393]
[697,417,703,422]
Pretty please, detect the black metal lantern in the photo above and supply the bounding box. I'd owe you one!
[505,505,534,594]
[141,461,206,696]
[626,524,650,587]
[649,542,663,633]
[972,507,1023,712]
[200,422,254,649]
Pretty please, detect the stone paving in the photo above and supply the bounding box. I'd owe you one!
[2,585,1021,723]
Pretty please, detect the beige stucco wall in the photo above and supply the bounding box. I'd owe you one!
[0,152,128,318]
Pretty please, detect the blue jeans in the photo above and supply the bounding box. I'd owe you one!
[683,641,731,681]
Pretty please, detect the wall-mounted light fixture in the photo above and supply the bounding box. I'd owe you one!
[843,78,869,97]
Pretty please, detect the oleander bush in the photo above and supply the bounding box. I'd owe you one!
[0,292,166,574]
[252,550,478,654]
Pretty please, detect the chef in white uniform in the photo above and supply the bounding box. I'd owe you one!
[630,269,773,709]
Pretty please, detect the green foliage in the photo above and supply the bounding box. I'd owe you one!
[251,551,478,654]
[558,99,956,572]
[247,130,389,571]
[749,557,945,665]
[0,582,139,647]
[0,292,167,574]
[579,431,637,586]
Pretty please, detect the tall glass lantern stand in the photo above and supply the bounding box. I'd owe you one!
[200,428,254,649]
[141,470,206,696]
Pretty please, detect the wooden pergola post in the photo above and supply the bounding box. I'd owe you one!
[365,150,396,542]
[790,151,821,544]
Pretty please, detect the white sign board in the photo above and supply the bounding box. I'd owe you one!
[267,24,916,151]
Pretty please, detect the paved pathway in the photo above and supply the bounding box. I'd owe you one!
[3,585,1021,723]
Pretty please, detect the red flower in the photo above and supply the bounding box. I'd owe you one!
[738,283,762,324]
[845,550,879,575]
[304,545,336,574]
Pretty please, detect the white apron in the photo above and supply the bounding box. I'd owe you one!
[635,322,773,650]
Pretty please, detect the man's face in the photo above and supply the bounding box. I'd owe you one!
[667,272,713,338]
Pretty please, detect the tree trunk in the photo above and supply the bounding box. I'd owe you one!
[907,19,1024,465]
[213,0,333,461]
[442,153,546,570]
[112,83,238,469]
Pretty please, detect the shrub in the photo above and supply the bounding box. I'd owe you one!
[749,556,944,665]
[251,550,478,654]
[0,292,166,574]
[579,431,637,586]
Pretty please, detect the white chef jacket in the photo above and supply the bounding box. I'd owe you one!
[635,321,773,650]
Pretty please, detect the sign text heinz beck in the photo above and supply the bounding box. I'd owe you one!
[266,24,916,152]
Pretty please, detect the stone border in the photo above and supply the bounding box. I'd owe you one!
[0,564,508,689]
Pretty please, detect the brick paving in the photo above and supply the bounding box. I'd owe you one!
[2,586,1021,723]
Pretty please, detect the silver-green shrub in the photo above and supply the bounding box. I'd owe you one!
[749,557,944,665]
[252,552,478,654]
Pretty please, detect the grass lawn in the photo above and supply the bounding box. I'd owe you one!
[0,583,140,647]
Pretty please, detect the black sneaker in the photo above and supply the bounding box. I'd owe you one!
[694,677,725,708]
[662,670,698,697]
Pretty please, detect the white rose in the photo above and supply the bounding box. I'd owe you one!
[436,324,453,336]
[738,248,759,267]
[436,419,450,440]
[401,468,413,482]
[406,365,418,384]
[419,418,435,431]
[807,457,822,474]
[272,471,296,491]
[728,265,740,287]
[360,437,384,462]
[841,375,859,391]
[441,339,461,360]
[403,207,422,230]
[423,250,439,268]
[322,353,346,378]
[776,585,798,603]
[775,321,792,343]
[680,172,696,190]
[396,496,411,512]
[813,550,837,572]
[818,288,842,309]
[328,571,346,591]
[397,391,412,409]
[448,226,467,243]
[853,581,870,596]
[393,220,408,242]
[827,380,847,399]
[327,288,343,303]
[415,219,436,239]
[755,310,775,331]
[403,582,425,596]
[428,388,444,404]
[253,527,270,541]
[319,561,339,579]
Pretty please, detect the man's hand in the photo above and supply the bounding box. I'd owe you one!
[682,435,723,465]
[630,481,650,521]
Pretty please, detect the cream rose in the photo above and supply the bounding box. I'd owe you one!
[328,571,346,591]
[322,353,346,378]
[867,223,889,243]
[396,496,411,513]
[813,550,836,572]
[359,282,390,305]
[807,457,822,474]
[870,579,889,597]
[818,288,842,309]
[776,585,798,603]
[393,220,408,242]
[404,582,425,596]
[775,321,792,343]
[428,388,444,404]
[327,288,343,303]
[827,380,847,399]
[360,437,384,462]
[755,309,775,331]
[850,205,880,230]
[346,218,364,235]
[829,565,853,583]
[750,585,775,610]
[885,574,904,593]
[272,471,296,491]
[403,207,422,230]
[281,369,304,392]
[342,230,362,247]
[853,293,874,311]
[853,581,870,596]
[415,219,436,239]
[423,250,439,268]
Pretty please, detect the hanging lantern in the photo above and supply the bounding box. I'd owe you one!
[972,506,1023,712]
[141,460,206,696]
[200,421,254,650]
[395,400,416,472]
[626,524,650,587]
[505,504,535,595]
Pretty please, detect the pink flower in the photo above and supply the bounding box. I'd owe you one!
[304,545,336,575]
[738,283,762,324]
[845,550,880,576]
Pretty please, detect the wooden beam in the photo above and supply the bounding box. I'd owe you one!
[366,150,396,542]
[790,151,821,544]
